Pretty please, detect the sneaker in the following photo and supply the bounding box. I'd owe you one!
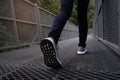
[40,37,62,69]
[77,47,87,55]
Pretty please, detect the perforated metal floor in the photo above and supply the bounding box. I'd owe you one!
[0,36,120,80]
[1,58,120,80]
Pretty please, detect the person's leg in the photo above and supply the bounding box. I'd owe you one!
[40,0,74,68]
[48,0,74,44]
[77,0,90,48]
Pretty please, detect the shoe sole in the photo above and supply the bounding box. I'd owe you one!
[77,50,87,55]
[40,39,62,69]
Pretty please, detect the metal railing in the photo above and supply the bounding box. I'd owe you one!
[0,0,78,49]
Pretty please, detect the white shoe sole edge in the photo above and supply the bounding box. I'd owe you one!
[77,50,87,55]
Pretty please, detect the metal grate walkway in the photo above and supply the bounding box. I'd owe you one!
[0,35,120,80]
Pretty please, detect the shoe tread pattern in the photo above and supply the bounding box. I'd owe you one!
[40,39,62,69]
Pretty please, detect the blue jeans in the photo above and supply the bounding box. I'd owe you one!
[48,0,90,48]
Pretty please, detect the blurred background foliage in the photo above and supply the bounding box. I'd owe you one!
[29,0,95,28]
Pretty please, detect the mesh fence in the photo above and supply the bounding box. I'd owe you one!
[0,0,12,18]
[13,0,36,22]
[0,19,16,47]
[17,22,37,44]
[0,0,78,48]
[103,0,119,45]
[93,0,120,54]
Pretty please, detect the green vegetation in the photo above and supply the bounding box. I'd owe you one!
[30,0,95,28]
[30,0,60,14]
[88,0,95,28]
[0,23,11,47]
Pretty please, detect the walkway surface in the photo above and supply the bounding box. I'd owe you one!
[0,34,120,80]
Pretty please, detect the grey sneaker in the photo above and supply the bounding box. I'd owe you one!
[77,47,87,55]
[40,37,62,69]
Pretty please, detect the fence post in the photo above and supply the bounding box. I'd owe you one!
[10,0,19,44]
[34,4,40,42]
[35,4,43,42]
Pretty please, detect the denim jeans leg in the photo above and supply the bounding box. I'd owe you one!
[48,0,74,44]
